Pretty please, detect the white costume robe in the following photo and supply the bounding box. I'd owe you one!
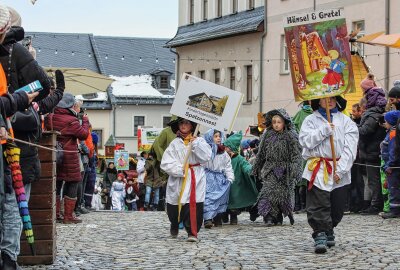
[110,181,126,211]
[161,137,212,205]
[299,111,359,192]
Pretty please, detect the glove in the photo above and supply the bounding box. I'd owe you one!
[55,70,65,91]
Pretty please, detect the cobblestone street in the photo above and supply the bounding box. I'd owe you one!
[24,211,400,270]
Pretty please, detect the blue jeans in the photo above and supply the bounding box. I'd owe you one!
[145,186,160,206]
[0,191,23,261]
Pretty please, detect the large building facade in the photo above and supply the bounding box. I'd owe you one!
[167,0,400,132]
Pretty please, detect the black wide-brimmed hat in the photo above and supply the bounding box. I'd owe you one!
[310,96,347,112]
[168,117,197,134]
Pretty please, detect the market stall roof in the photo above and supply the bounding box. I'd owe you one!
[356,32,400,49]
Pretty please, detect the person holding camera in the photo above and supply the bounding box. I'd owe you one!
[45,93,90,224]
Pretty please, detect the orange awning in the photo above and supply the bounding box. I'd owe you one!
[356,31,385,43]
[356,32,400,49]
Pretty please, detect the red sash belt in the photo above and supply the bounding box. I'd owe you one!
[189,163,200,237]
[308,157,340,191]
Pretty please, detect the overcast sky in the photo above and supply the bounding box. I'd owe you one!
[2,0,179,38]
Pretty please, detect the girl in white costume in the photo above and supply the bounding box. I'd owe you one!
[110,173,126,211]
[161,118,212,242]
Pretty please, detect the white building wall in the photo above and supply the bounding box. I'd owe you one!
[85,109,112,156]
[114,105,172,154]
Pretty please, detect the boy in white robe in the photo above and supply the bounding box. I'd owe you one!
[161,118,212,242]
[299,96,358,254]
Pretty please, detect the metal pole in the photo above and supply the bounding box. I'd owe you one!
[259,0,267,113]
[313,0,316,11]
[385,0,390,91]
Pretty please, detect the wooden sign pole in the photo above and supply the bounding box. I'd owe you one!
[324,97,337,172]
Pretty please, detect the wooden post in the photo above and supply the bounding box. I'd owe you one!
[324,98,337,172]
[18,131,57,265]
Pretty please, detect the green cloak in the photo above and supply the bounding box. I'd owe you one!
[224,132,258,209]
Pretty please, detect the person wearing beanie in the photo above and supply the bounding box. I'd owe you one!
[161,118,211,242]
[299,95,359,254]
[380,111,400,219]
[388,86,400,110]
[360,73,377,92]
[223,131,258,225]
[110,173,126,211]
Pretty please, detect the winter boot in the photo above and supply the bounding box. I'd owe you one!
[326,230,336,247]
[56,196,63,222]
[249,205,259,221]
[63,196,82,224]
[230,213,238,225]
[204,219,213,229]
[381,211,400,219]
[221,212,229,223]
[144,203,150,211]
[213,214,222,227]
[314,232,328,254]
[1,252,22,270]
[263,214,274,227]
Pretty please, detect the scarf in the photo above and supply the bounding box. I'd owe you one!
[318,107,338,121]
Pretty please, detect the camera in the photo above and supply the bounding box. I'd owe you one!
[22,36,32,49]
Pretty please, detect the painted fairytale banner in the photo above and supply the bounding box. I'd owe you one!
[283,8,355,101]
[137,126,163,152]
[170,73,243,132]
[114,150,129,171]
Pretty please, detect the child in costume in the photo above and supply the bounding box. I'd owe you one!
[110,173,126,211]
[252,109,302,226]
[203,129,234,228]
[125,178,139,211]
[299,96,358,254]
[380,111,400,219]
[161,118,212,242]
[224,131,258,225]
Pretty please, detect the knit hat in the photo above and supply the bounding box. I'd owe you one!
[7,6,21,27]
[240,139,251,150]
[360,73,377,92]
[223,131,242,154]
[384,111,400,126]
[57,93,76,108]
[117,173,125,179]
[0,5,11,34]
[388,86,400,98]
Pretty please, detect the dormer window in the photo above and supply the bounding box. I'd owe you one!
[160,76,169,88]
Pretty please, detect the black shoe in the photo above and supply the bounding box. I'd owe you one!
[360,206,380,215]
[288,214,295,225]
[221,212,229,223]
[213,214,222,227]
[78,206,90,214]
[230,214,238,225]
[1,252,22,270]
[314,232,328,254]
[204,219,213,229]
[263,215,274,226]
[381,211,400,219]
[326,230,336,247]
[170,226,179,238]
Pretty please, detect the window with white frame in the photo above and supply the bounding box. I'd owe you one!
[229,67,236,90]
[189,0,194,24]
[246,65,252,103]
[352,20,365,56]
[162,116,172,128]
[280,35,289,74]
[214,69,220,85]
[232,0,238,13]
[133,116,145,136]
[217,0,222,17]
[203,0,208,20]
[248,0,255,10]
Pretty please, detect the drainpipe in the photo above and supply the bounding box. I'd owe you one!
[113,104,116,136]
[384,0,390,91]
[170,48,180,90]
[259,0,267,113]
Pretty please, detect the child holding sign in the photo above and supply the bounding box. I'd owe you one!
[161,118,212,242]
[299,96,358,254]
